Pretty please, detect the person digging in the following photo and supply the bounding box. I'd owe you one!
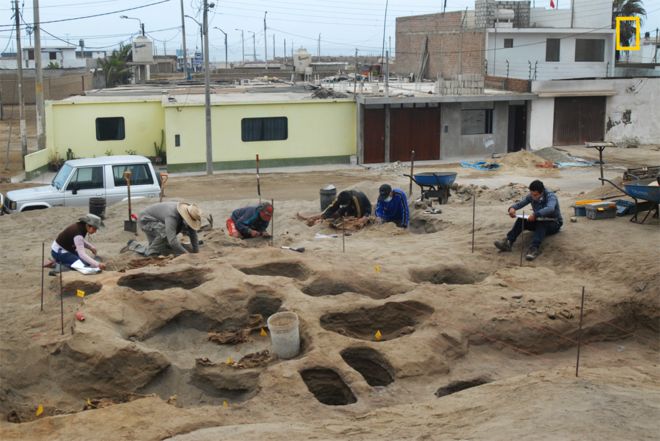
[305,189,372,229]
[126,201,202,256]
[494,180,563,261]
[227,202,273,239]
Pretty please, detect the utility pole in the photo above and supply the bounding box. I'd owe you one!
[33,0,46,150]
[214,27,227,68]
[317,33,321,60]
[180,0,190,80]
[203,0,213,175]
[13,0,27,160]
[272,34,275,62]
[264,11,268,70]
[235,29,245,65]
[250,31,256,62]
[381,0,389,63]
[284,38,287,64]
[354,48,358,95]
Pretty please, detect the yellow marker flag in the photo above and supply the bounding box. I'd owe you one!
[223,400,229,408]
[374,330,382,341]
[86,398,92,407]
[76,289,85,298]
[374,265,381,273]
[226,356,233,365]
[36,404,44,416]
[260,328,268,337]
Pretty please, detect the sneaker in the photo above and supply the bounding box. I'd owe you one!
[525,246,541,261]
[494,238,512,252]
[120,239,135,253]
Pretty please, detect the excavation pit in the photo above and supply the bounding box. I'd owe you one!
[408,216,450,234]
[340,347,394,387]
[117,268,211,292]
[300,368,357,406]
[320,301,434,341]
[435,377,491,397]
[237,261,310,280]
[61,281,102,297]
[302,276,408,299]
[409,264,488,285]
[247,293,283,320]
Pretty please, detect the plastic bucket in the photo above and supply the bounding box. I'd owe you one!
[89,197,106,219]
[267,311,300,359]
[319,185,337,211]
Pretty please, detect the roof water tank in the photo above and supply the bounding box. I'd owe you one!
[294,48,312,74]
[132,36,153,64]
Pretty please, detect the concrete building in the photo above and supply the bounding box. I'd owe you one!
[0,46,105,70]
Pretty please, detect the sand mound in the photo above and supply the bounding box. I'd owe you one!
[494,150,547,168]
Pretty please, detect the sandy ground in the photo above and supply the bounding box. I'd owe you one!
[0,147,659,440]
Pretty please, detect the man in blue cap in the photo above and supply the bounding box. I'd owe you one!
[375,184,409,228]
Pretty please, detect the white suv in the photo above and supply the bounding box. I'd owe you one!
[2,155,161,214]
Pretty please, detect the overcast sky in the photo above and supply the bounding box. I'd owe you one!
[1,0,659,62]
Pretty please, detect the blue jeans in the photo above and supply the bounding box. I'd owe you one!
[506,218,561,248]
[51,249,80,267]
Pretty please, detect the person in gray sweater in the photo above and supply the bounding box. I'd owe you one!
[127,202,202,256]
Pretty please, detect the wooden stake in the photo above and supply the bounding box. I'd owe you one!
[59,262,64,335]
[519,211,525,266]
[471,192,476,253]
[40,241,44,311]
[342,220,345,253]
[576,286,585,377]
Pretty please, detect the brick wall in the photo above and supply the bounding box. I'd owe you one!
[0,70,93,105]
[484,75,530,92]
[395,12,486,79]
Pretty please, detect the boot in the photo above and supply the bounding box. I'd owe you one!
[494,238,512,252]
[525,246,541,261]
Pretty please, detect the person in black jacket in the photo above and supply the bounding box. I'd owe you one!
[322,190,372,220]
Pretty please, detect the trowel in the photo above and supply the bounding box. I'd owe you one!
[123,170,137,233]
[281,246,305,253]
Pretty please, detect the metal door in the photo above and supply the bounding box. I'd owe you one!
[553,97,605,146]
[364,108,385,163]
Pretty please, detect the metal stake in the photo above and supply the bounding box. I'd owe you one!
[576,286,585,377]
[519,211,525,266]
[270,198,274,247]
[342,220,345,253]
[59,262,64,335]
[471,192,476,253]
[256,154,261,203]
[409,149,415,197]
[40,242,44,311]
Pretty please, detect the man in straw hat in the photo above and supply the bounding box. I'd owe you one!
[47,213,106,270]
[227,202,273,239]
[127,201,202,256]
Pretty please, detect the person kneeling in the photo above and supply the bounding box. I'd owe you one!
[494,180,563,261]
[375,184,409,228]
[227,202,273,239]
[51,214,106,270]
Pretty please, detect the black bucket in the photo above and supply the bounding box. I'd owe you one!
[89,197,106,219]
[320,185,337,211]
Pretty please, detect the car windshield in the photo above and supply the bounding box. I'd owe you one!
[52,164,73,190]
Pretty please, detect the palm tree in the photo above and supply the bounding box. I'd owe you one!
[97,44,133,87]
[612,0,646,59]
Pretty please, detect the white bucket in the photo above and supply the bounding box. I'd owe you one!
[267,312,300,359]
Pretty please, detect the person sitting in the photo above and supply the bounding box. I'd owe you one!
[227,202,273,239]
[50,214,106,270]
[128,202,201,256]
[322,190,372,220]
[375,184,409,228]
[494,180,563,261]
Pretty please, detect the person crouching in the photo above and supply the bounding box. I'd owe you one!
[227,202,273,239]
[51,214,106,270]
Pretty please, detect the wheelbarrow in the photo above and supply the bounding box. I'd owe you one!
[404,172,457,204]
[599,177,660,224]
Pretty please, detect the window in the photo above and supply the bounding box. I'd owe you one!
[112,164,154,186]
[175,134,181,147]
[49,52,57,60]
[27,49,34,60]
[546,38,560,62]
[461,109,493,135]
[575,39,605,62]
[241,117,288,142]
[66,167,104,191]
[96,117,125,141]
[504,38,513,48]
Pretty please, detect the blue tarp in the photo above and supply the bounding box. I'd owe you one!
[460,161,501,171]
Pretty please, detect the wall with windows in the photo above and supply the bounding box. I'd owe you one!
[164,99,356,171]
[46,98,165,160]
[485,29,615,80]
[440,101,510,158]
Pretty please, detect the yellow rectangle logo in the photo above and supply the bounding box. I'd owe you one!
[616,17,641,51]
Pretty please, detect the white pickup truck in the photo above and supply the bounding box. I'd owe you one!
[2,155,162,214]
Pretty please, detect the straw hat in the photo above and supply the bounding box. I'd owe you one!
[177,202,202,230]
[78,213,105,229]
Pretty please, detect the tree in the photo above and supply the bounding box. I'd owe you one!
[612,0,646,59]
[97,44,133,87]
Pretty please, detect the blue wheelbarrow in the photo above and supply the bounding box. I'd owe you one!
[600,177,660,224]
[404,172,457,204]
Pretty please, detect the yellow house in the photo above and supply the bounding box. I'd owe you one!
[25,92,356,177]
